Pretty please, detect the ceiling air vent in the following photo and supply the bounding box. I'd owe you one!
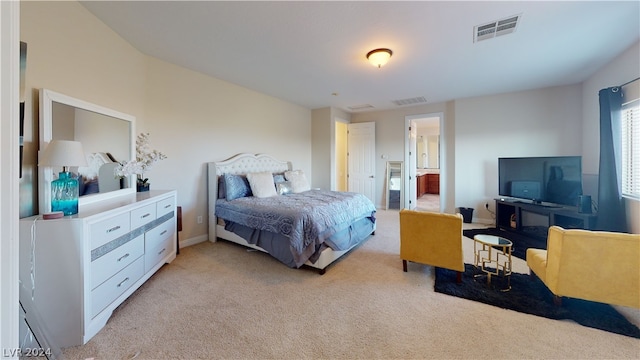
[392,96,427,107]
[348,104,375,111]
[474,14,521,43]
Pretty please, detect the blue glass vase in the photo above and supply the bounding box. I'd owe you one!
[51,171,79,215]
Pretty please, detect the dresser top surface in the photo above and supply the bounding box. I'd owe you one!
[23,190,176,221]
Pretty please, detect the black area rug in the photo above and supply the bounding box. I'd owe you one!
[434,264,640,338]
[463,228,546,260]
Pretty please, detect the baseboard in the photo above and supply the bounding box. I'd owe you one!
[476,217,496,225]
[179,234,208,249]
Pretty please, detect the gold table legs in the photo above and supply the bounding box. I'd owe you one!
[473,235,513,291]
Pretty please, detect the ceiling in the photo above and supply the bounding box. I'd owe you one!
[80,1,640,113]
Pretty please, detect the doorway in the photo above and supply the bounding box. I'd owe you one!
[405,113,443,212]
[347,122,376,203]
[334,120,376,204]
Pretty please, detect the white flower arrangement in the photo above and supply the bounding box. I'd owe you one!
[114,132,167,186]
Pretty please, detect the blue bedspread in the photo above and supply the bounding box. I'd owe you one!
[215,190,376,263]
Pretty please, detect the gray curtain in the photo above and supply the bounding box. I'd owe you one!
[596,87,627,232]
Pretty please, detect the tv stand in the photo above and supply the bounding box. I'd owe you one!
[495,198,597,239]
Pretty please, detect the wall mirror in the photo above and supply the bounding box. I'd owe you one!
[385,161,403,210]
[417,135,439,169]
[39,88,136,214]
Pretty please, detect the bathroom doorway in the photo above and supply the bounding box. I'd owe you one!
[405,113,442,211]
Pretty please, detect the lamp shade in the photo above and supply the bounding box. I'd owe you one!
[366,48,393,68]
[39,140,88,167]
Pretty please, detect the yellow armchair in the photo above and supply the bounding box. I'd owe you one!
[399,210,465,282]
[527,226,640,308]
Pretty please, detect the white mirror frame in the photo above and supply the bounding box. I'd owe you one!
[38,88,136,214]
[385,161,404,210]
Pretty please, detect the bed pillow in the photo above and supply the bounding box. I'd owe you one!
[284,170,311,193]
[273,173,286,192]
[247,171,278,198]
[82,178,99,196]
[224,173,252,201]
[218,176,226,199]
[273,174,286,185]
[277,181,293,195]
[78,152,112,181]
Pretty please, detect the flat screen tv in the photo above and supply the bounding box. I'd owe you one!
[498,156,583,207]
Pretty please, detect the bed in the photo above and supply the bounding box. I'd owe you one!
[207,153,376,274]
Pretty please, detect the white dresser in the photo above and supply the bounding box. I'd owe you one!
[19,190,177,349]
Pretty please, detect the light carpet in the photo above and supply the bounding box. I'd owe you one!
[62,209,640,359]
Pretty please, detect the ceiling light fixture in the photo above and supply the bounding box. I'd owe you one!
[366,48,392,68]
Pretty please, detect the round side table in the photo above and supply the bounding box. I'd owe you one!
[473,234,513,291]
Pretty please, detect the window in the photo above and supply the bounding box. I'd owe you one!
[621,97,639,199]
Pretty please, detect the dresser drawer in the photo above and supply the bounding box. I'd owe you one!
[145,236,173,273]
[90,213,131,250]
[145,218,175,250]
[91,235,144,290]
[156,196,175,218]
[91,257,144,319]
[131,203,156,230]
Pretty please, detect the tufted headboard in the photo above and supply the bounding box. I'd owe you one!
[206,153,292,241]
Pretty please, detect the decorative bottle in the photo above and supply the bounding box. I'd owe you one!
[50,169,79,215]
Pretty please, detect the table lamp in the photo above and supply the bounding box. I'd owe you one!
[39,140,88,215]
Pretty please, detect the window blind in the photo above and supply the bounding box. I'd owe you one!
[621,97,639,199]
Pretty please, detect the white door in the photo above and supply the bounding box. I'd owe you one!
[348,122,376,203]
[406,120,417,209]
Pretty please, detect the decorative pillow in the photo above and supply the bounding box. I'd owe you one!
[284,170,311,193]
[218,176,226,199]
[83,178,99,195]
[277,181,293,195]
[223,173,252,201]
[273,174,286,185]
[78,152,112,181]
[247,171,278,198]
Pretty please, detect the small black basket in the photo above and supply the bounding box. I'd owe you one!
[458,207,474,223]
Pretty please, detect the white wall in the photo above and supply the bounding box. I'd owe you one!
[351,102,452,209]
[453,84,583,223]
[352,49,639,228]
[20,1,312,244]
[352,85,586,221]
[311,107,332,191]
[143,57,311,241]
[19,1,146,217]
[452,41,639,227]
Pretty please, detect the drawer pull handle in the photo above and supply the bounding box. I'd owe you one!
[141,213,151,218]
[164,204,171,209]
[117,253,130,262]
[158,248,166,255]
[107,225,121,233]
[160,230,167,236]
[117,277,130,288]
